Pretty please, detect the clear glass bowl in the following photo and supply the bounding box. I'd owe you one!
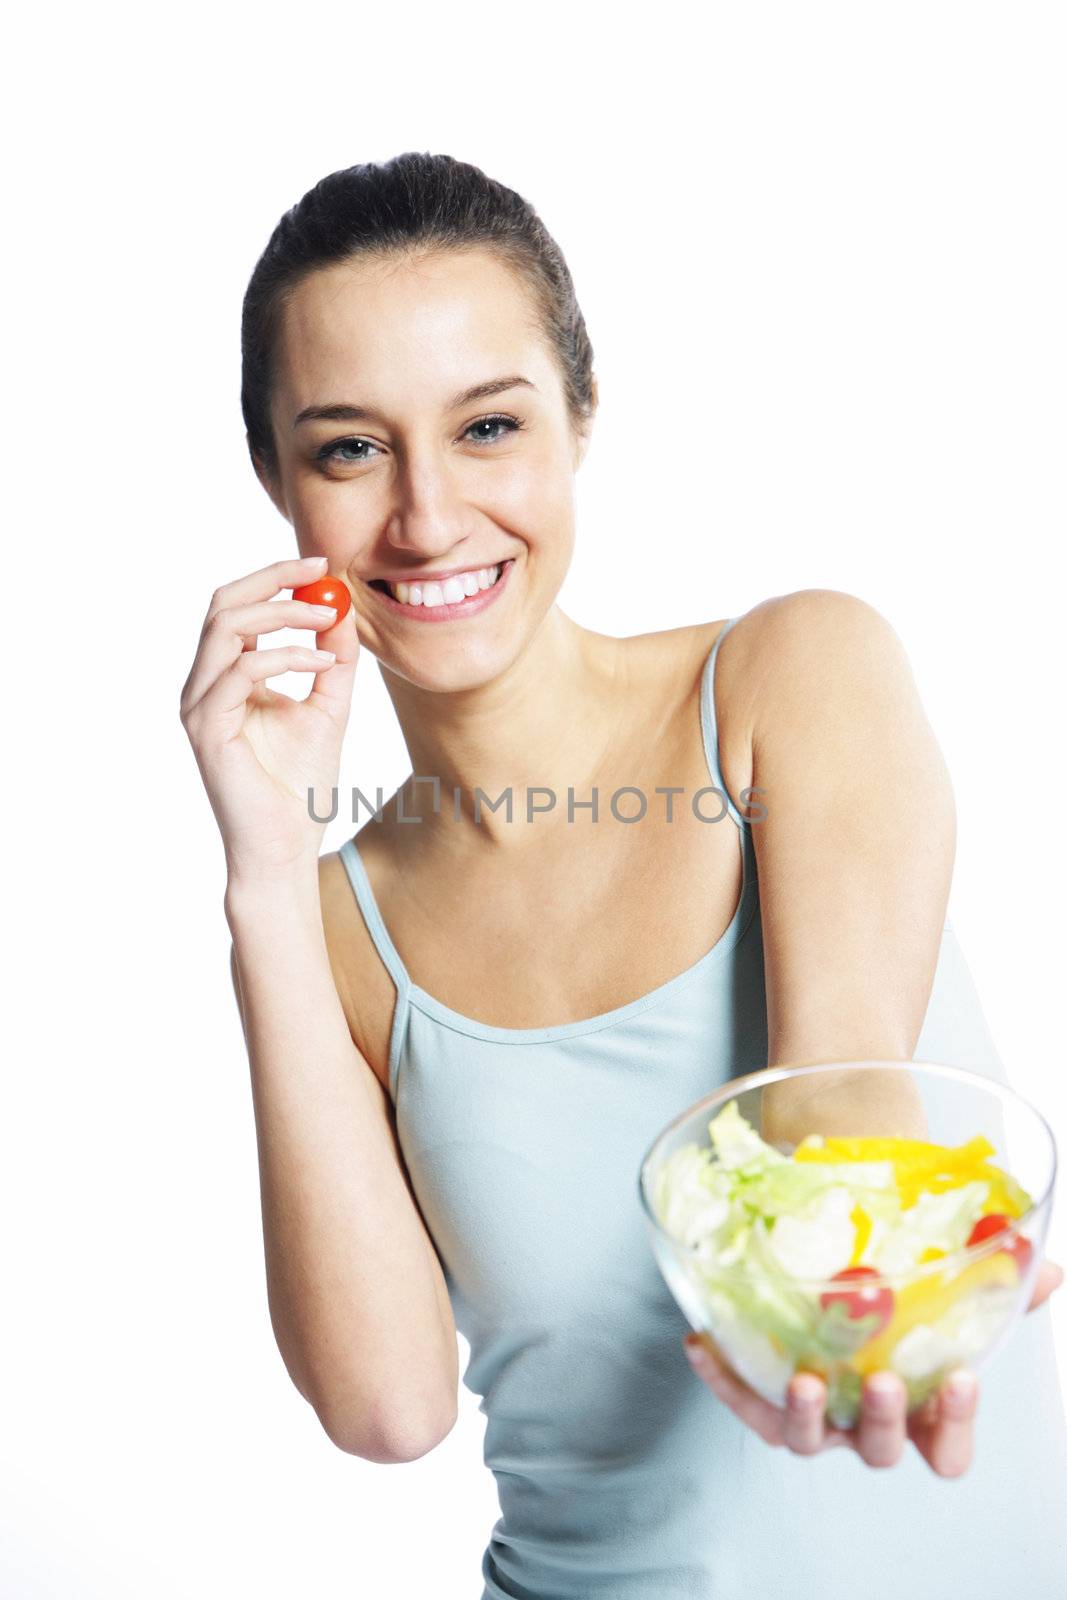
[636,1059,1056,1430]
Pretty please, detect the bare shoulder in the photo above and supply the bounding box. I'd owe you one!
[638,593,903,816]
[727,587,900,656]
[317,848,395,1092]
[707,588,907,734]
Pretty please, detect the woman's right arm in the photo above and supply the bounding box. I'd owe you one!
[179,554,457,1463]
[226,874,459,1464]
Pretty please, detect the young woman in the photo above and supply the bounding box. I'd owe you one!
[181,153,1067,1598]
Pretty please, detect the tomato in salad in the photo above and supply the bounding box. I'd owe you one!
[819,1266,895,1335]
[966,1212,1033,1274]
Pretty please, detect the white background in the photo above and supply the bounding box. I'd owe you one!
[5,2,1066,1594]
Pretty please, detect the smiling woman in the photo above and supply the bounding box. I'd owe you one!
[179,152,1067,1599]
[240,218,594,691]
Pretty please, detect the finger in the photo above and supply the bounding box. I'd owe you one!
[783,1371,832,1456]
[183,554,328,711]
[1027,1259,1064,1313]
[200,554,328,635]
[183,597,350,716]
[213,559,334,659]
[305,602,360,715]
[907,1370,978,1478]
[683,1336,785,1447]
[198,645,337,724]
[854,1371,908,1468]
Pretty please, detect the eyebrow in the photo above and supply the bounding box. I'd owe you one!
[292,375,537,429]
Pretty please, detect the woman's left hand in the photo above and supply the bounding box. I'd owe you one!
[683,1257,1064,1478]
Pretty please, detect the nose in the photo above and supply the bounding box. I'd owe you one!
[381,448,475,563]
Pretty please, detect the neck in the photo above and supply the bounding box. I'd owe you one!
[375,607,630,851]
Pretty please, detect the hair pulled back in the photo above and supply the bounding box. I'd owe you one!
[240,151,596,478]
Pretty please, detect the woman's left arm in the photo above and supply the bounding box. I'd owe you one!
[684,588,1063,1474]
[741,588,954,1138]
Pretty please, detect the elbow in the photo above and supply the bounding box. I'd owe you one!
[319,1399,458,1464]
[384,1405,458,1463]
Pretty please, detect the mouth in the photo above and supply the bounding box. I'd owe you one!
[365,559,514,620]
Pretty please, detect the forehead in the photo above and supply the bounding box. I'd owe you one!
[273,248,551,415]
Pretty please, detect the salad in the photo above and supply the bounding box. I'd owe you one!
[652,1099,1035,1428]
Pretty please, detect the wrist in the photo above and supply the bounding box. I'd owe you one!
[224,864,322,929]
[760,1064,930,1146]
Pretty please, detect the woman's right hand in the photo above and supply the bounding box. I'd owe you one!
[179,554,359,885]
[683,1259,1064,1478]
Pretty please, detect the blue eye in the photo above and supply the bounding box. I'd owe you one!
[318,438,377,464]
[464,414,523,444]
[316,413,524,467]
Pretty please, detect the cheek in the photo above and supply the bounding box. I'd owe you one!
[490,449,575,527]
[290,477,377,564]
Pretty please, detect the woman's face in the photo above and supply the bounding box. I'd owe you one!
[258,246,593,690]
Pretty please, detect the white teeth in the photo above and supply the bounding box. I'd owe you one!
[383,564,502,604]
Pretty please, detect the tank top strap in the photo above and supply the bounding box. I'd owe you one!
[337,838,412,1001]
[699,618,750,832]
[337,838,413,1100]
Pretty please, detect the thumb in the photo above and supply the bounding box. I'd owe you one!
[1027,1258,1064,1313]
[307,604,359,716]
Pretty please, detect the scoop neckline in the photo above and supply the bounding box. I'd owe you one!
[339,829,759,1044]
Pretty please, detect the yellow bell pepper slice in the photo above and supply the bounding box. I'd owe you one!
[849,1205,873,1266]
[794,1133,1031,1219]
[850,1251,1019,1376]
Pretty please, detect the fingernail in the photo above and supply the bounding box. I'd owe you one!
[865,1374,902,1413]
[946,1371,977,1406]
[684,1336,707,1364]
[789,1377,822,1410]
[302,554,328,565]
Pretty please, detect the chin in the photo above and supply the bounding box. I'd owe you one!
[377,635,525,695]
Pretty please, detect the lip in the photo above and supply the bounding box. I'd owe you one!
[369,561,510,584]
[364,558,515,621]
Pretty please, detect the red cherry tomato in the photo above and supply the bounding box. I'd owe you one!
[291,574,351,625]
[966,1212,1033,1274]
[819,1266,895,1335]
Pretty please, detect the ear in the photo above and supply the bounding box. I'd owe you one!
[247,433,291,521]
[573,376,598,470]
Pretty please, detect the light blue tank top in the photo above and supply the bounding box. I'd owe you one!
[339,620,1067,1597]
